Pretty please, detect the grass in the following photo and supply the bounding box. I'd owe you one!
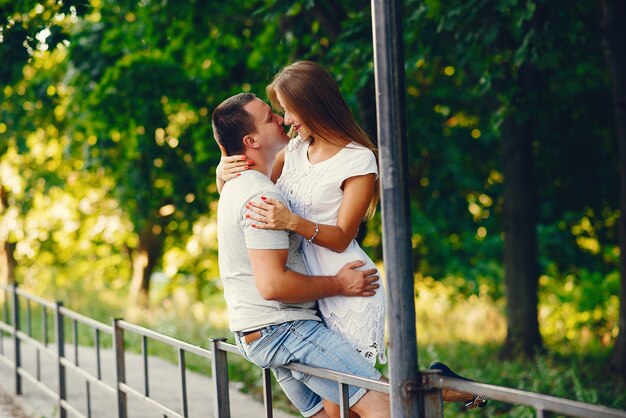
[416,342,626,417]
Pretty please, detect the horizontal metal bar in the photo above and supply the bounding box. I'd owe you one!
[15,330,57,358]
[0,354,13,367]
[119,383,183,418]
[58,307,113,334]
[430,375,626,418]
[215,340,240,355]
[59,357,116,395]
[0,321,12,333]
[60,398,86,418]
[286,362,389,393]
[216,341,386,393]
[117,320,212,359]
[14,289,57,309]
[17,367,59,401]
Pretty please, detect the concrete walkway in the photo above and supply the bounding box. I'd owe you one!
[0,388,29,418]
[0,339,296,418]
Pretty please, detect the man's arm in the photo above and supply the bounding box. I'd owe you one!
[248,248,379,303]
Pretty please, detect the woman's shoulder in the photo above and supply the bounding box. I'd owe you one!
[335,142,378,177]
[342,142,376,160]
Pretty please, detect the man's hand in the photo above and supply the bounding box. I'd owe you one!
[249,250,379,303]
[335,260,380,297]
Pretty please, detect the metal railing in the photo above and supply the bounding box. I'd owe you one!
[1,284,626,418]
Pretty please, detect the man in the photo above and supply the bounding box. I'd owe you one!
[212,92,390,418]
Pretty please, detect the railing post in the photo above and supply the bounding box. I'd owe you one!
[1,287,8,355]
[422,371,443,418]
[338,383,350,418]
[11,283,21,395]
[178,348,189,417]
[55,301,67,418]
[262,368,273,418]
[209,338,230,418]
[113,319,127,418]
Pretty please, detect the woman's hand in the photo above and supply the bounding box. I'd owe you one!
[216,154,253,182]
[246,197,298,231]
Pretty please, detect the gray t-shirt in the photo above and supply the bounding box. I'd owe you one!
[217,170,320,332]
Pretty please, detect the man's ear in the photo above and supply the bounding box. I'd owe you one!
[243,134,261,149]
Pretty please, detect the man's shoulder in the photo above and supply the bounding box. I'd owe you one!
[221,171,285,206]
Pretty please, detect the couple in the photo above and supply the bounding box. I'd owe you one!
[212,61,485,417]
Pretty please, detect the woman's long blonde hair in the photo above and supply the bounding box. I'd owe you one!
[267,60,380,219]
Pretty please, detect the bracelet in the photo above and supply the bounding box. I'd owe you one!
[306,222,319,244]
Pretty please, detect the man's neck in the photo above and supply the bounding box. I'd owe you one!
[246,151,274,178]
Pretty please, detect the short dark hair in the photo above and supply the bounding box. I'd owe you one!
[212,93,256,155]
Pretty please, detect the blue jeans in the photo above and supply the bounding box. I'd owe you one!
[235,320,382,417]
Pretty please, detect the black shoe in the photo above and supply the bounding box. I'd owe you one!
[429,361,488,409]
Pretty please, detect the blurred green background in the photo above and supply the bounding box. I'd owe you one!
[1,0,625,416]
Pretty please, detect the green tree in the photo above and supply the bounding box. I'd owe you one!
[405,0,617,357]
[64,0,379,307]
[0,0,88,287]
[83,52,210,306]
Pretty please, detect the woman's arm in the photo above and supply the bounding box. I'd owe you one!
[216,154,251,194]
[216,148,283,194]
[246,173,375,252]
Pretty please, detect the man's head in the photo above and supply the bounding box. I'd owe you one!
[212,93,288,157]
[212,93,256,156]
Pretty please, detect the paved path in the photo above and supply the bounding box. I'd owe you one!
[0,338,296,418]
[0,388,29,418]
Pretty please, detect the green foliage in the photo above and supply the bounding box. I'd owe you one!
[85,51,210,233]
[0,0,89,85]
[400,0,616,289]
[539,268,620,350]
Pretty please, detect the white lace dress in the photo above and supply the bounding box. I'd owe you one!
[276,136,387,364]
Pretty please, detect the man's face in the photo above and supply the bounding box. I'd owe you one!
[244,98,289,152]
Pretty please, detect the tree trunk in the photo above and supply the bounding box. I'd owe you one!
[602,0,626,376]
[129,224,164,308]
[0,185,16,290]
[0,242,16,288]
[501,78,543,357]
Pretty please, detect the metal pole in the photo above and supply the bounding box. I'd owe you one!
[339,383,350,418]
[370,1,422,417]
[178,348,189,417]
[55,301,67,418]
[261,368,273,418]
[11,284,21,395]
[113,319,128,418]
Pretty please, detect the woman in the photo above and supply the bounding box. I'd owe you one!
[217,61,486,414]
